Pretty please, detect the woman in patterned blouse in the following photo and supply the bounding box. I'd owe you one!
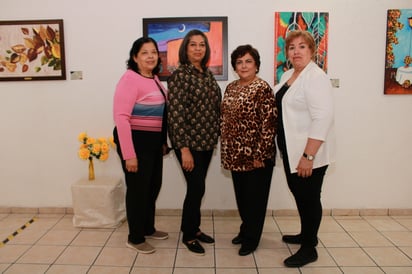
[220,44,277,256]
[167,29,221,256]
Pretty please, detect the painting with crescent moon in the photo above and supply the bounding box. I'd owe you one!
[384,9,412,94]
[274,12,329,85]
[143,17,228,81]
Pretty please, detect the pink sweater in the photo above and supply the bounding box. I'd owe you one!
[113,70,167,160]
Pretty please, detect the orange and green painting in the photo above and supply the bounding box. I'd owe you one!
[274,12,329,84]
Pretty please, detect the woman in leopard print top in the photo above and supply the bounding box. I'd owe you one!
[220,44,277,256]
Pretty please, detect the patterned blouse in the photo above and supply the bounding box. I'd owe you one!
[167,63,222,151]
[220,78,277,171]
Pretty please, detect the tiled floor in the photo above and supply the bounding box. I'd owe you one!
[1,213,412,273]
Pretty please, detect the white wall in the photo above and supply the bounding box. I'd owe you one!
[1,0,411,210]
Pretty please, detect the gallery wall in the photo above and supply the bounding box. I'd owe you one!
[0,0,411,211]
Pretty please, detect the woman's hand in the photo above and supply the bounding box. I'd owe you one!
[181,147,194,172]
[126,158,138,173]
[162,144,171,156]
[296,157,313,178]
[253,159,265,169]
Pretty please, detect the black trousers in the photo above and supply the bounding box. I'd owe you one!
[282,154,327,248]
[232,162,274,250]
[174,149,213,242]
[114,129,163,244]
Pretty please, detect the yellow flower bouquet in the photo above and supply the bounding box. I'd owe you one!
[77,132,115,180]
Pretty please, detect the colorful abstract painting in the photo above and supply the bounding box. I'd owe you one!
[274,12,329,84]
[384,9,412,95]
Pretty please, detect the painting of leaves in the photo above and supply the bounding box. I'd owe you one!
[0,19,66,81]
[274,12,329,84]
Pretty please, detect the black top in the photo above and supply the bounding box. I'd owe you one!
[275,83,289,155]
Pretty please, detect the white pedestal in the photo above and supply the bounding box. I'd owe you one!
[71,177,126,228]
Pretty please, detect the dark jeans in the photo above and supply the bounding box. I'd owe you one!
[174,149,213,242]
[282,153,327,247]
[232,161,274,250]
[114,128,163,244]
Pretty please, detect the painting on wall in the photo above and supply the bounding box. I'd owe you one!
[384,9,412,95]
[0,19,66,81]
[143,17,228,81]
[274,12,329,84]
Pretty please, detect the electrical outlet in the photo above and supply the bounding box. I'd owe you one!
[70,71,83,80]
[330,78,339,88]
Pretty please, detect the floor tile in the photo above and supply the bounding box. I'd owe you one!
[0,244,31,263]
[134,248,177,268]
[216,268,258,274]
[70,230,112,246]
[175,247,214,268]
[319,232,359,247]
[215,248,255,268]
[45,264,90,274]
[0,213,411,272]
[349,231,394,247]
[382,231,412,246]
[339,266,385,274]
[254,247,291,267]
[299,267,342,274]
[380,266,412,273]
[2,263,49,274]
[336,219,376,232]
[258,268,299,274]
[174,268,215,274]
[55,246,102,265]
[364,247,412,266]
[94,246,137,267]
[364,216,408,231]
[37,229,80,245]
[16,245,65,264]
[328,247,376,266]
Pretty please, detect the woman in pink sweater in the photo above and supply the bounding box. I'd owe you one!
[113,37,169,254]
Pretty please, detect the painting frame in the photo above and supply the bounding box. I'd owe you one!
[143,16,228,81]
[383,9,412,95]
[0,19,66,81]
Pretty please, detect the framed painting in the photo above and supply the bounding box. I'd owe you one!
[0,19,66,81]
[274,12,329,84]
[384,9,412,94]
[143,16,228,81]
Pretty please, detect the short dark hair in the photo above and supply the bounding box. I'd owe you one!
[178,29,211,70]
[127,37,162,75]
[230,44,261,73]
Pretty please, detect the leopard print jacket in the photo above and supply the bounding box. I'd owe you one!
[220,78,277,171]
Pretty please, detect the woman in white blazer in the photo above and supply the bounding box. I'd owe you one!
[273,30,335,268]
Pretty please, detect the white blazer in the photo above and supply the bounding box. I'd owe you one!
[274,61,336,173]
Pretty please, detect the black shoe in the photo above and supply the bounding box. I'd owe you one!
[284,247,318,267]
[195,232,215,244]
[282,234,302,244]
[238,245,255,256]
[231,235,242,245]
[183,240,205,256]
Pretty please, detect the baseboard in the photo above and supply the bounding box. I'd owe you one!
[1,207,412,216]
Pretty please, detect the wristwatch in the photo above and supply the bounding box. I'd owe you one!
[303,152,315,161]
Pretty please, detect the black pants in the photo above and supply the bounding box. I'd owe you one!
[282,154,327,248]
[232,162,274,250]
[114,128,163,244]
[174,149,213,242]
